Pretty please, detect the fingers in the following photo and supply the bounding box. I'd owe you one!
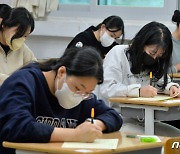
[149,86,157,97]
[169,86,180,97]
[151,90,157,97]
[75,122,102,142]
[94,124,102,131]
[170,91,180,97]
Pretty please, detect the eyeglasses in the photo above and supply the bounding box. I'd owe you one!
[68,77,94,100]
[73,92,94,100]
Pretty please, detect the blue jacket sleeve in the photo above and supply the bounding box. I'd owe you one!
[0,72,54,143]
[93,95,123,133]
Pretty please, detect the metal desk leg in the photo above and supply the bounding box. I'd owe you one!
[145,107,154,135]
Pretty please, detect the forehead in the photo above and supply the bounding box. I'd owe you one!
[68,76,98,90]
[109,29,123,38]
[144,44,163,51]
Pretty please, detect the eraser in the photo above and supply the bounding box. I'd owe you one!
[140,137,158,143]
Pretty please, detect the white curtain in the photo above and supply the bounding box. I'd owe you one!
[10,0,59,19]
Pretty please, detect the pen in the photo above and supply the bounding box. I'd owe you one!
[150,72,152,86]
[91,108,94,124]
[126,134,137,138]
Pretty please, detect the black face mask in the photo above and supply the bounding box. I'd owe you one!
[143,52,157,66]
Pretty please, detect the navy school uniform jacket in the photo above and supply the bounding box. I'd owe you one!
[0,64,123,154]
[67,26,118,59]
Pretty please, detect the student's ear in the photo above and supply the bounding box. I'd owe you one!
[57,66,66,78]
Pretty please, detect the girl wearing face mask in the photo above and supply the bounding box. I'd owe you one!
[99,22,180,136]
[0,46,123,153]
[67,15,124,59]
[168,10,180,73]
[0,5,36,85]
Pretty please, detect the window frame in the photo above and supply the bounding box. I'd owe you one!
[50,0,178,21]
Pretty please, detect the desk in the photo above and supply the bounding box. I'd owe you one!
[3,132,168,154]
[109,96,180,135]
[169,73,180,84]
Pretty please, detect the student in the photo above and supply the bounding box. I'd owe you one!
[0,47,123,153]
[99,21,180,136]
[0,5,36,85]
[0,4,11,23]
[169,10,180,73]
[164,10,180,129]
[67,15,124,59]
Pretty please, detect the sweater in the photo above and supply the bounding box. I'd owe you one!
[99,45,179,104]
[0,64,122,154]
[67,26,118,59]
[0,43,37,85]
[169,37,180,73]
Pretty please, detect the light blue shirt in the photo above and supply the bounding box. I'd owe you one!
[169,37,180,73]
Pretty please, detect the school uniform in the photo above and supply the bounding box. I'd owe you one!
[98,45,180,136]
[0,63,123,154]
[99,45,179,104]
[0,43,36,85]
[67,26,118,58]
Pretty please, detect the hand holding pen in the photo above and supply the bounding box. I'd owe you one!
[139,72,157,97]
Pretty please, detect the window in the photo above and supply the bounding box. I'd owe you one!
[52,0,177,21]
[59,0,164,7]
[59,0,90,5]
[98,0,164,7]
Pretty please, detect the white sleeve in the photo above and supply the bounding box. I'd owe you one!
[100,46,141,98]
[156,75,179,95]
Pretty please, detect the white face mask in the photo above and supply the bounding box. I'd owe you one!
[5,36,25,51]
[100,31,115,47]
[55,80,84,109]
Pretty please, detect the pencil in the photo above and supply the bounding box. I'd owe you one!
[91,108,94,124]
[150,72,152,86]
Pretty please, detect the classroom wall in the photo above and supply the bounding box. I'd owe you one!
[0,0,177,59]
[25,18,176,59]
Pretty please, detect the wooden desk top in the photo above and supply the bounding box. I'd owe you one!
[3,132,168,154]
[169,73,180,78]
[109,96,180,107]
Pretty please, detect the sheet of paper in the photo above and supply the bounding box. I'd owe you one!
[62,139,118,149]
[129,95,173,101]
[165,99,180,103]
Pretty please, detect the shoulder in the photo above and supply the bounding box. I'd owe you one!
[5,64,42,87]
[68,31,92,48]
[172,37,180,47]
[112,44,128,51]
[106,45,128,58]
[18,43,33,53]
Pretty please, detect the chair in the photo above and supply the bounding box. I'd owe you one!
[164,137,180,154]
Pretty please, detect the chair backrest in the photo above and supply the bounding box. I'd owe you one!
[164,137,180,154]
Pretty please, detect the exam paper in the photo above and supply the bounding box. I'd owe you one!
[62,139,118,149]
[129,95,174,101]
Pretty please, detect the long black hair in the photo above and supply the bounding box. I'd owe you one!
[38,46,104,84]
[96,15,124,44]
[126,21,172,89]
[0,7,34,43]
